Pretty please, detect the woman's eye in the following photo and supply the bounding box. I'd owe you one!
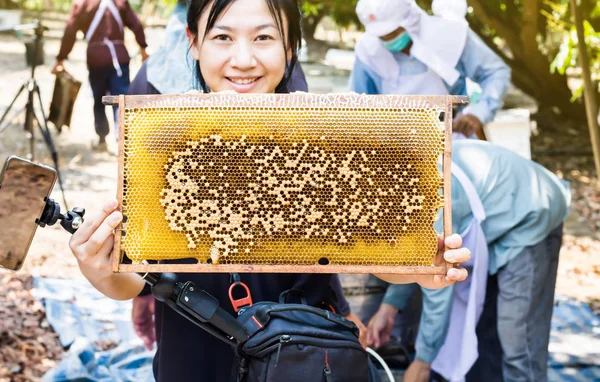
[214,34,231,41]
[256,35,273,41]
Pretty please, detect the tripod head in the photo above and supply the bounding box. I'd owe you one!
[37,198,85,234]
[0,19,48,34]
[7,19,50,38]
[0,19,49,75]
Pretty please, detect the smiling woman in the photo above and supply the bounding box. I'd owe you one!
[187,0,302,94]
[69,0,471,380]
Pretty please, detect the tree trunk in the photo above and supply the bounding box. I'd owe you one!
[302,13,325,42]
[467,0,592,123]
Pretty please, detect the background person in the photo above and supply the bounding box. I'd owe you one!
[52,0,149,151]
[368,140,570,382]
[351,0,511,139]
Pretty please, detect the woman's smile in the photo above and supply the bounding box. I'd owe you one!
[226,76,262,92]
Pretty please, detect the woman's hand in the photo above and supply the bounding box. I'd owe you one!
[375,234,471,288]
[344,312,368,348]
[69,199,122,284]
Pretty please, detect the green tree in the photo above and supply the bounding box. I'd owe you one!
[301,0,599,123]
[301,0,360,42]
[465,0,599,122]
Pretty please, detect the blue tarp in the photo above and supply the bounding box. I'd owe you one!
[32,277,154,382]
[32,278,600,381]
[548,296,600,382]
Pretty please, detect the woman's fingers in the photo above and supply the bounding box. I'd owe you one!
[83,210,122,260]
[444,247,471,264]
[445,267,468,283]
[443,234,470,282]
[440,234,470,265]
[443,233,463,250]
[96,232,117,264]
[71,199,119,247]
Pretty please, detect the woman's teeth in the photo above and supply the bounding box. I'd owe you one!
[230,78,258,84]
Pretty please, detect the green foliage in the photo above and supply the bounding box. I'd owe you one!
[550,28,577,75]
[464,0,599,115]
[546,8,600,102]
[301,1,325,18]
[300,0,361,37]
[331,0,358,29]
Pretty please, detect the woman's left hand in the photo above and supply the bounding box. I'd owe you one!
[375,234,470,288]
[344,312,368,348]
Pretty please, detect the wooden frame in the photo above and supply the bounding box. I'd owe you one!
[103,94,468,274]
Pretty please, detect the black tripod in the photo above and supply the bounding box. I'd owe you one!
[0,20,69,209]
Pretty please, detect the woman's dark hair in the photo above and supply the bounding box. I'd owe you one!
[187,0,302,93]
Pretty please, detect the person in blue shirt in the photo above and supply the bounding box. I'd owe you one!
[367,140,570,382]
[352,0,511,139]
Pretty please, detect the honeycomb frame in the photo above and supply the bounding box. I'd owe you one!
[103,93,467,274]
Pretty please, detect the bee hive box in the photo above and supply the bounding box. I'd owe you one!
[103,93,466,274]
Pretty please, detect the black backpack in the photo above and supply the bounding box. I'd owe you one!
[232,291,382,382]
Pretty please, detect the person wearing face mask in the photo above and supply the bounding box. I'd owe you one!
[350,0,511,140]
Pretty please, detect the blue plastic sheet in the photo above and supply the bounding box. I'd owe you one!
[32,277,154,382]
[31,278,600,382]
[548,296,600,382]
[42,337,154,382]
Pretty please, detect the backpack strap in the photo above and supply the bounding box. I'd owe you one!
[279,289,307,305]
[236,356,249,382]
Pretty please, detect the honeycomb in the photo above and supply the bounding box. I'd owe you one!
[119,93,447,268]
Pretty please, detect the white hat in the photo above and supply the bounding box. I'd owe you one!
[356,0,418,37]
[432,0,468,21]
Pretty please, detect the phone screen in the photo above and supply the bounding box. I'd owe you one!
[0,156,57,271]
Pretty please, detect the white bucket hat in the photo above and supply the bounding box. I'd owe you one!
[355,0,420,37]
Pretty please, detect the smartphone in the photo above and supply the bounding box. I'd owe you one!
[0,156,57,271]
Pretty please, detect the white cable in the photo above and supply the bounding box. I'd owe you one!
[366,347,395,382]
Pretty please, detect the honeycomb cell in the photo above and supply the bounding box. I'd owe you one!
[119,93,447,267]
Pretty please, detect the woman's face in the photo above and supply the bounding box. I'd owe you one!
[189,0,290,94]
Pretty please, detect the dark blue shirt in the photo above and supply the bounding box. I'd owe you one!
[128,62,349,382]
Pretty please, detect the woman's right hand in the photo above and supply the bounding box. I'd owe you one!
[69,199,122,283]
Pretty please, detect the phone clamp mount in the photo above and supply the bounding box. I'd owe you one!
[36,197,85,234]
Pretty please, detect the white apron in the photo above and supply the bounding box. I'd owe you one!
[354,35,471,140]
[86,0,124,77]
[430,162,489,382]
[355,33,449,97]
